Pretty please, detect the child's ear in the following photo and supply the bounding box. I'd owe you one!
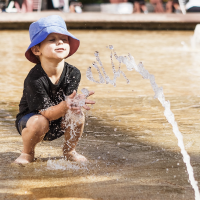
[31,45,41,56]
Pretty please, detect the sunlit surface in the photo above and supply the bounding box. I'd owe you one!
[0,30,200,199]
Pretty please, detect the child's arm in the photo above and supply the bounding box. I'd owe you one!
[40,90,95,121]
[40,91,77,121]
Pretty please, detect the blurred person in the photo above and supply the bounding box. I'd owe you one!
[14,0,33,12]
[150,0,164,12]
[129,0,148,13]
[69,0,82,13]
[165,0,181,13]
[186,0,200,12]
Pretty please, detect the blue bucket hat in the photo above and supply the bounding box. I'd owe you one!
[25,15,80,63]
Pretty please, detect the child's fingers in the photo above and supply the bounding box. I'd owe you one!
[71,106,80,110]
[75,110,81,114]
[82,105,90,110]
[85,99,95,104]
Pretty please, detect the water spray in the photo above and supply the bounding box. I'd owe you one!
[86,45,200,200]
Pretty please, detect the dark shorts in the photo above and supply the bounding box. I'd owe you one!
[17,113,65,141]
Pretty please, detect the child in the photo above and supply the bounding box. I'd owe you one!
[14,15,95,164]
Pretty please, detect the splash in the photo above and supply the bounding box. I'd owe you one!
[62,89,90,153]
[81,88,90,97]
[87,48,129,87]
[47,159,87,170]
[191,24,200,49]
[86,46,200,200]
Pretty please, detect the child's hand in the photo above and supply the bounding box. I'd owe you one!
[76,90,95,111]
[66,90,95,114]
[65,91,80,111]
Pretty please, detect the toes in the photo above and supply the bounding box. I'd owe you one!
[13,153,34,164]
[65,151,87,163]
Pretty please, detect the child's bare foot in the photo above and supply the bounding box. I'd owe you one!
[64,150,87,163]
[13,153,34,164]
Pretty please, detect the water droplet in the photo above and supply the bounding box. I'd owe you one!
[109,45,114,50]
[94,51,99,57]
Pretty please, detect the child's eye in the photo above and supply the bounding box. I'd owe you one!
[49,39,55,41]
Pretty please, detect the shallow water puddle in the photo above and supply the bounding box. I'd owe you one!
[0,30,200,199]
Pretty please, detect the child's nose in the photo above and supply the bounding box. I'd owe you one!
[57,39,64,45]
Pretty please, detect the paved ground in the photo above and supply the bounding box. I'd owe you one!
[0,11,200,29]
[0,30,200,200]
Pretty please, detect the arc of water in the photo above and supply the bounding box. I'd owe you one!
[87,49,130,86]
[95,51,111,85]
[86,46,200,200]
[111,49,130,84]
[92,62,105,84]
[178,0,186,15]
[86,66,100,84]
[127,55,200,200]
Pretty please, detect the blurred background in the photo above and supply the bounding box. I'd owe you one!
[0,0,199,14]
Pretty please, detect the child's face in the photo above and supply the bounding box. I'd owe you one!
[32,33,70,62]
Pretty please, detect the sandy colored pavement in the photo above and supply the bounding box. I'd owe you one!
[0,30,200,199]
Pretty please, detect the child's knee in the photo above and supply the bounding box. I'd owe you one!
[27,115,49,134]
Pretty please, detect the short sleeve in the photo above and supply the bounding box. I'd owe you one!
[66,67,81,96]
[25,79,54,112]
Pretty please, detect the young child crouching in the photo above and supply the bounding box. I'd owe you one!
[14,15,95,164]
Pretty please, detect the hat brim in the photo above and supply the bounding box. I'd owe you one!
[25,26,80,63]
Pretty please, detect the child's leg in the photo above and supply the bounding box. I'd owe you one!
[14,115,49,164]
[62,112,87,162]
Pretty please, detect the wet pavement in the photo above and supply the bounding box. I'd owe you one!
[0,30,200,199]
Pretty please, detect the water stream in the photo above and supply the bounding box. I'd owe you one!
[87,45,200,199]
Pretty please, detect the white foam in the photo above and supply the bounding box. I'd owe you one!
[47,159,87,170]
